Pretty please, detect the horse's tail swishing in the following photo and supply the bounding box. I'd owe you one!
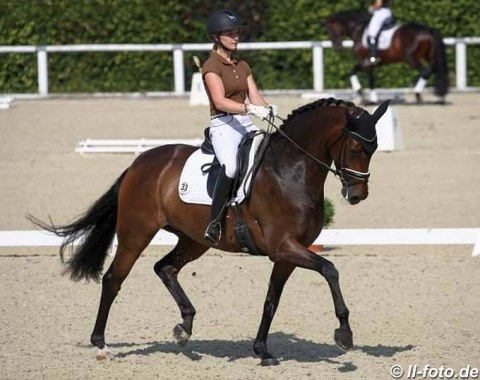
[28,169,128,282]
[431,28,449,97]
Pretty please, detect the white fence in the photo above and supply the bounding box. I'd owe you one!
[1,37,479,96]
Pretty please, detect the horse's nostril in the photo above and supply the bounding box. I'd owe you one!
[349,196,360,205]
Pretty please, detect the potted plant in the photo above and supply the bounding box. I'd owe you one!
[310,197,335,252]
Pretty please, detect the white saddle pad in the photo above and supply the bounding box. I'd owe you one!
[362,24,402,50]
[178,150,250,205]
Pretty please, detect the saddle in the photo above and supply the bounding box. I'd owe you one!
[178,128,270,255]
[199,128,267,200]
[362,22,401,50]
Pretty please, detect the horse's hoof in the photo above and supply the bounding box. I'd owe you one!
[96,345,111,361]
[334,328,353,351]
[260,357,280,366]
[173,324,191,348]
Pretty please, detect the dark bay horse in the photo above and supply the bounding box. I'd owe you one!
[30,98,389,366]
[324,10,449,104]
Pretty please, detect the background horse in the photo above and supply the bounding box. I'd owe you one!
[324,9,449,104]
[30,98,388,366]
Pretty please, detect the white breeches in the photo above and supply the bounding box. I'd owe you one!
[367,8,393,38]
[209,114,260,178]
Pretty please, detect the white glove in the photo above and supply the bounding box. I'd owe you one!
[267,104,279,117]
[246,104,270,120]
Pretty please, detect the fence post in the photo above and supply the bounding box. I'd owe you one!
[37,46,48,96]
[455,41,467,90]
[313,43,324,92]
[173,46,185,95]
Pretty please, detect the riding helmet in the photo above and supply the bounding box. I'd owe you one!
[207,10,243,35]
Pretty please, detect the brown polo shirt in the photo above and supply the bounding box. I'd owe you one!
[202,50,252,116]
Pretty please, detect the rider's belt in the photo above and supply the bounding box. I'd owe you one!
[211,112,236,120]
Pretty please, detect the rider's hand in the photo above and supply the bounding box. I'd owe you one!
[247,104,271,120]
[267,104,279,117]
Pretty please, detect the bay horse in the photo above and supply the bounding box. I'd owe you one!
[324,9,449,104]
[30,98,389,366]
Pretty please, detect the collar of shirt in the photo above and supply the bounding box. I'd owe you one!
[211,50,239,66]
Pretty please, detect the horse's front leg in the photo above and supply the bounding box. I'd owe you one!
[365,66,378,104]
[348,63,363,98]
[153,237,208,347]
[277,240,353,351]
[254,262,295,366]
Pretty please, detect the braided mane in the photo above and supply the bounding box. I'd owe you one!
[281,97,355,128]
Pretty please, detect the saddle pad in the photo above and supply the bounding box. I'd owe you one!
[362,24,402,50]
[178,149,248,205]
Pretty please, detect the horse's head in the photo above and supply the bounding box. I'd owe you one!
[323,10,371,48]
[323,18,346,49]
[332,101,389,205]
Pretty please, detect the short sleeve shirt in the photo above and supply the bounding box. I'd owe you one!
[202,51,252,116]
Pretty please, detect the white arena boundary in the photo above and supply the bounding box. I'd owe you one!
[1,229,479,256]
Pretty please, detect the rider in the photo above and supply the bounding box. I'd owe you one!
[366,0,393,65]
[202,9,278,244]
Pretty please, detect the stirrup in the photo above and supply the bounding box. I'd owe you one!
[204,220,221,244]
[366,56,380,65]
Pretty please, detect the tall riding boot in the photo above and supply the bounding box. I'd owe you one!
[367,37,380,65]
[204,166,234,244]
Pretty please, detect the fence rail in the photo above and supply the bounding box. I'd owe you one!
[1,37,480,96]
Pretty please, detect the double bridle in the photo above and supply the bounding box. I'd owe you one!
[265,115,375,185]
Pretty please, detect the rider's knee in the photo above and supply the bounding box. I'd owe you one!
[223,162,237,178]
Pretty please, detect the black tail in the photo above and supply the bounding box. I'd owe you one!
[431,29,449,97]
[28,169,128,282]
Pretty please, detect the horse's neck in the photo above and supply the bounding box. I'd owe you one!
[267,115,333,180]
[262,135,328,202]
[349,22,366,42]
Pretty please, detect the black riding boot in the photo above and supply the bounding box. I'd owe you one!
[367,37,380,65]
[204,166,234,244]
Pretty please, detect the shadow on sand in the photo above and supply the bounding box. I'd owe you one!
[100,332,413,369]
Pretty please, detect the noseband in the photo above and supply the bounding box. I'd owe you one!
[335,128,377,184]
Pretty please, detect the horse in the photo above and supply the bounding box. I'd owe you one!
[323,9,449,104]
[29,98,389,366]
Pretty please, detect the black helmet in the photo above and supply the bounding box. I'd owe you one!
[207,10,243,35]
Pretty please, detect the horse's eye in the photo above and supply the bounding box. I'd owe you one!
[348,140,363,157]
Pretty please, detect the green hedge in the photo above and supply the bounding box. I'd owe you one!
[0,0,479,93]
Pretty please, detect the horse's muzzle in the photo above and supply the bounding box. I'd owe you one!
[341,182,368,205]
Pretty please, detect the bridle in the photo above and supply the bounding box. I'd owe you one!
[335,128,374,183]
[264,114,375,185]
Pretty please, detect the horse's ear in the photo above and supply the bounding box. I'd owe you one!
[372,100,390,123]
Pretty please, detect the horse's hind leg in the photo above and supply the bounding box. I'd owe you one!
[91,230,155,359]
[154,235,208,347]
[413,66,432,103]
[404,52,430,103]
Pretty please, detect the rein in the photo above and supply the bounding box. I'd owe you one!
[264,115,340,178]
[264,115,370,183]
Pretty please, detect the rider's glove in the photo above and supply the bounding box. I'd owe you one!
[267,104,279,117]
[246,104,271,120]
